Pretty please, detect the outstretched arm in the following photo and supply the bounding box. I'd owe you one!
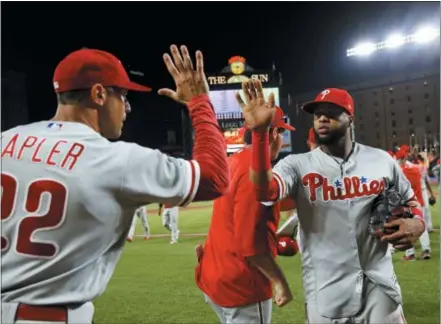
[237,80,297,201]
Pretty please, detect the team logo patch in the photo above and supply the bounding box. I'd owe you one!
[302,173,385,202]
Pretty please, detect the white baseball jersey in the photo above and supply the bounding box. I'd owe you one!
[272,143,415,318]
[1,121,200,305]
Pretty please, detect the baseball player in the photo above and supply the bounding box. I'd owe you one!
[1,45,229,323]
[158,203,180,244]
[195,106,295,324]
[416,153,436,232]
[127,206,150,242]
[393,150,432,261]
[238,80,426,324]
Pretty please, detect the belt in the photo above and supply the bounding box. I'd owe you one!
[16,304,67,322]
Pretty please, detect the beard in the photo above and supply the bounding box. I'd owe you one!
[314,122,349,146]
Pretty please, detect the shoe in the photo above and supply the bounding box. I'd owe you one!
[126,236,133,243]
[144,236,150,241]
[421,250,431,260]
[170,241,178,244]
[401,254,416,261]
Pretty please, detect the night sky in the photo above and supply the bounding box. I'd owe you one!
[2,1,440,148]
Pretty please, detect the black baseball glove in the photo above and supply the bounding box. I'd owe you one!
[429,196,436,206]
[369,178,414,237]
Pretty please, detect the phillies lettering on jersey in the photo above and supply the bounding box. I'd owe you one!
[302,173,385,202]
[271,143,416,318]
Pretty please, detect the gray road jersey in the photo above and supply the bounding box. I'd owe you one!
[273,143,414,318]
[1,121,200,305]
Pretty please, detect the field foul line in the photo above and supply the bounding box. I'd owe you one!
[135,233,207,238]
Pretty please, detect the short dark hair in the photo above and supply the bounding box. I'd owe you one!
[57,89,91,105]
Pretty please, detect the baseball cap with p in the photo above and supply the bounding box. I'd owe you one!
[302,88,354,116]
[53,49,152,93]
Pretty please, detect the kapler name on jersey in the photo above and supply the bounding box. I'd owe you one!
[302,173,385,202]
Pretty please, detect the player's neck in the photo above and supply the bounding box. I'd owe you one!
[321,136,353,159]
[51,104,100,133]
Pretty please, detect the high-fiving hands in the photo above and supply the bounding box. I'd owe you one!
[235,80,276,132]
[159,45,209,105]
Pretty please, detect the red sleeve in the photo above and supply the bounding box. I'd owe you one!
[186,95,230,202]
[233,172,272,257]
[280,197,296,211]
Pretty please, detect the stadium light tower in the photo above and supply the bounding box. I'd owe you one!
[346,25,440,57]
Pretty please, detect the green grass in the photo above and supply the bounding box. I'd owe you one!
[94,201,440,324]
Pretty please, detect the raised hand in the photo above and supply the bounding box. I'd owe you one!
[235,80,276,132]
[159,45,209,105]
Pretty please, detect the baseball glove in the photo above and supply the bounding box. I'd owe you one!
[429,196,436,206]
[369,178,414,237]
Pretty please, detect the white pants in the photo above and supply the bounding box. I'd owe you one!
[422,188,433,231]
[128,208,150,238]
[162,207,179,242]
[305,280,406,324]
[204,294,272,324]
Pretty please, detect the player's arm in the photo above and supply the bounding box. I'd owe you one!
[233,173,289,286]
[392,163,424,225]
[280,197,296,212]
[253,151,299,202]
[248,131,298,202]
[120,96,229,207]
[382,163,426,249]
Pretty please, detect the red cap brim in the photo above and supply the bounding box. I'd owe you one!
[125,81,152,92]
[279,123,295,131]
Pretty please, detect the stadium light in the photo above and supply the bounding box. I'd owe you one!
[350,42,377,56]
[384,34,406,48]
[412,27,439,43]
[346,25,440,57]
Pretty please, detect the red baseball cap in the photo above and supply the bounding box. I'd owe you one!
[272,106,295,131]
[395,149,408,160]
[53,49,152,93]
[302,88,354,116]
[400,144,410,153]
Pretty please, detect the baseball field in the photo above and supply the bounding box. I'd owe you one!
[94,200,440,324]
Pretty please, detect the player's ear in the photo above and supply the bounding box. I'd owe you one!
[90,84,107,107]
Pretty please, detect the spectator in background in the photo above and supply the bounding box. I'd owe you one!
[416,154,436,232]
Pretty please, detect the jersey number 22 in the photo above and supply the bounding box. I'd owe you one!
[1,173,68,258]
